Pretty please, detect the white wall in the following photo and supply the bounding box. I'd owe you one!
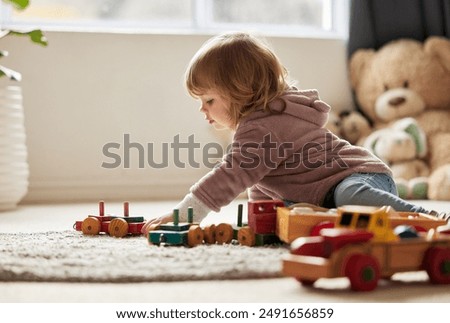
[1,31,354,203]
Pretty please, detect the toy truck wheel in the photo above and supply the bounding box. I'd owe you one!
[238,227,255,247]
[81,217,101,235]
[424,247,450,284]
[108,218,129,238]
[344,254,380,292]
[296,278,316,287]
[203,224,216,244]
[187,225,204,247]
[215,223,234,244]
[237,227,255,247]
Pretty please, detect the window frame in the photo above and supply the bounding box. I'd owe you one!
[0,0,349,39]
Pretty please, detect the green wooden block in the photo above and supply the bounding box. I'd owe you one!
[159,223,191,231]
[187,207,194,223]
[237,204,243,227]
[149,230,188,245]
[233,228,239,241]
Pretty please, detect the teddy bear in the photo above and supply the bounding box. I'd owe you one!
[338,110,372,145]
[325,110,372,145]
[324,109,341,137]
[362,117,429,199]
[349,36,450,200]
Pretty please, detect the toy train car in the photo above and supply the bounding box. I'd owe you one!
[148,208,212,247]
[74,201,146,238]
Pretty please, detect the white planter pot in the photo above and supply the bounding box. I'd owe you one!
[0,85,29,211]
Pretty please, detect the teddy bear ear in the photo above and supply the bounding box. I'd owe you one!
[349,49,375,88]
[424,36,450,73]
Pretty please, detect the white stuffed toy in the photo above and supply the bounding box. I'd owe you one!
[363,117,429,199]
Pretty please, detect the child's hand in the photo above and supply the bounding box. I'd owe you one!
[141,213,173,235]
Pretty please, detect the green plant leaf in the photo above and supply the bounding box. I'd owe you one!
[0,64,22,81]
[10,30,48,46]
[2,0,29,10]
[0,1,47,80]
[28,30,48,46]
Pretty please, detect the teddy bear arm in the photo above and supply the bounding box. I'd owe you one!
[428,133,450,171]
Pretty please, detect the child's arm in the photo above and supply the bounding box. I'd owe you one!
[143,124,288,235]
[248,185,272,201]
[141,193,212,235]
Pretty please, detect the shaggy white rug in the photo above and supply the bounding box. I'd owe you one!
[0,230,288,283]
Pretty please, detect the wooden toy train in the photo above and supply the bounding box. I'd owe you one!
[74,200,448,246]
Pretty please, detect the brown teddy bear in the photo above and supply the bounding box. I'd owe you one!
[324,110,372,145]
[349,36,450,200]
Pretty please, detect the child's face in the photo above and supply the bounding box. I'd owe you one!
[198,90,233,130]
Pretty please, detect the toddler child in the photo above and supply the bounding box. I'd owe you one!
[142,32,447,234]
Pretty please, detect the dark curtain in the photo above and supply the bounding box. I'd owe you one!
[348,0,450,58]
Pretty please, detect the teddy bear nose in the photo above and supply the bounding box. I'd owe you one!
[388,96,406,107]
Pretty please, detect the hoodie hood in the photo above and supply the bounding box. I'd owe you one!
[266,89,331,128]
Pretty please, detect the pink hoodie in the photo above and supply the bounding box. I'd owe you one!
[190,89,391,211]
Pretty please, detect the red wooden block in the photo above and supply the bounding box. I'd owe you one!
[248,200,284,216]
[248,212,277,234]
[128,222,145,235]
[248,200,284,234]
[101,221,110,233]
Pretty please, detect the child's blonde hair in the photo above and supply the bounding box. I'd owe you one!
[185,32,290,128]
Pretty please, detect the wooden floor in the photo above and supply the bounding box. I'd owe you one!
[1,199,450,303]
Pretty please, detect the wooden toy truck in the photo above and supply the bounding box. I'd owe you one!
[276,203,447,243]
[282,205,450,291]
[74,201,146,238]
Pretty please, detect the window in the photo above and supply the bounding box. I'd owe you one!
[339,212,353,226]
[1,0,348,37]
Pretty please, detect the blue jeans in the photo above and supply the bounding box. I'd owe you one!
[332,173,428,213]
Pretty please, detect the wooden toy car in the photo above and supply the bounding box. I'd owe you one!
[74,201,146,238]
[282,205,450,291]
[148,208,216,247]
